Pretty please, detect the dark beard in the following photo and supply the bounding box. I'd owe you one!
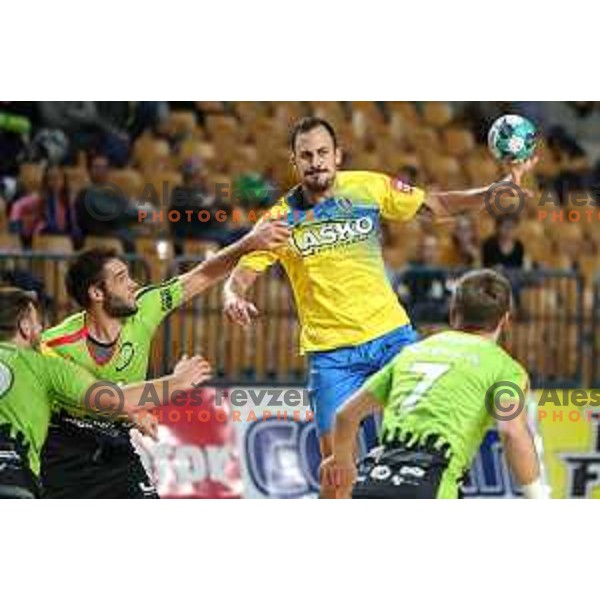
[303,172,334,194]
[103,293,138,318]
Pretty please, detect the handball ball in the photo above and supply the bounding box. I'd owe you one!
[487,114,537,163]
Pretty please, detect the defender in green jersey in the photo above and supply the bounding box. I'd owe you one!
[321,269,545,499]
[0,287,211,498]
[41,219,290,498]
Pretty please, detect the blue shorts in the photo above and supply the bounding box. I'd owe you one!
[307,325,418,436]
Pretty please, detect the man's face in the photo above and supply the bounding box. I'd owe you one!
[95,259,139,318]
[420,235,439,265]
[292,126,341,194]
[498,219,517,240]
[90,157,110,185]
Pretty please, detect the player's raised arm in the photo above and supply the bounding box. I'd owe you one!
[495,381,548,499]
[177,219,291,303]
[90,354,211,414]
[423,157,538,218]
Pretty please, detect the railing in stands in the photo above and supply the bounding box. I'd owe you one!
[396,267,585,389]
[0,251,587,388]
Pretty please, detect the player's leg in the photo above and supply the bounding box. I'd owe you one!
[41,420,159,499]
[308,348,373,499]
[0,431,40,499]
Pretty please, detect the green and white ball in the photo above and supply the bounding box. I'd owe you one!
[487,114,537,163]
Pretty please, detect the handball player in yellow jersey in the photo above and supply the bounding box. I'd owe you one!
[223,116,535,497]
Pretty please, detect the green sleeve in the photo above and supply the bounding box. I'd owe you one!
[38,354,99,410]
[136,277,185,333]
[361,361,395,406]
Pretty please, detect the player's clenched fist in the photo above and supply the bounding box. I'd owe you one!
[173,354,213,388]
[131,410,159,440]
[319,455,357,499]
[246,220,291,251]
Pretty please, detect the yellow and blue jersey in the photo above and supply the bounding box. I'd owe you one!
[239,171,426,353]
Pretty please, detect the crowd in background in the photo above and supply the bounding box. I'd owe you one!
[1,101,599,324]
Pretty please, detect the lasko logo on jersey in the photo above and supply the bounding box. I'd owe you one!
[291,216,376,257]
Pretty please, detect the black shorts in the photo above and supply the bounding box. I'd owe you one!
[352,440,460,499]
[41,413,158,499]
[0,429,40,499]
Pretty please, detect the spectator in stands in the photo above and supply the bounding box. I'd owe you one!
[74,154,138,251]
[38,102,130,167]
[169,159,241,253]
[397,234,450,324]
[482,215,525,270]
[447,214,480,267]
[9,165,79,246]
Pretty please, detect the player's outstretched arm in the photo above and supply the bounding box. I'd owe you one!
[223,265,261,326]
[86,355,212,439]
[320,390,382,499]
[178,220,290,303]
[424,156,538,218]
[497,402,548,499]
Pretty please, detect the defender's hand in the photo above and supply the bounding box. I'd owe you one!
[173,354,212,388]
[131,410,159,441]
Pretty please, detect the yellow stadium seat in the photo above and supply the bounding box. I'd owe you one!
[166,111,197,138]
[19,163,44,194]
[133,137,171,171]
[0,233,21,251]
[183,239,220,258]
[422,102,453,128]
[83,236,124,255]
[31,235,73,254]
[387,102,421,125]
[178,139,216,165]
[443,128,476,157]
[108,169,144,200]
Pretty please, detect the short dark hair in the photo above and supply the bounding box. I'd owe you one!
[66,247,121,308]
[0,287,39,340]
[451,269,512,332]
[289,117,337,152]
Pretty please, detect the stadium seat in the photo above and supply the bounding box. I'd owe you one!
[423,155,465,189]
[108,169,144,200]
[422,102,453,128]
[83,236,124,255]
[464,154,499,186]
[386,102,421,126]
[133,136,171,172]
[195,101,226,114]
[182,239,220,258]
[31,235,73,254]
[443,128,476,157]
[204,115,240,143]
[0,232,21,251]
[178,139,216,165]
[18,163,44,194]
[166,111,197,138]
